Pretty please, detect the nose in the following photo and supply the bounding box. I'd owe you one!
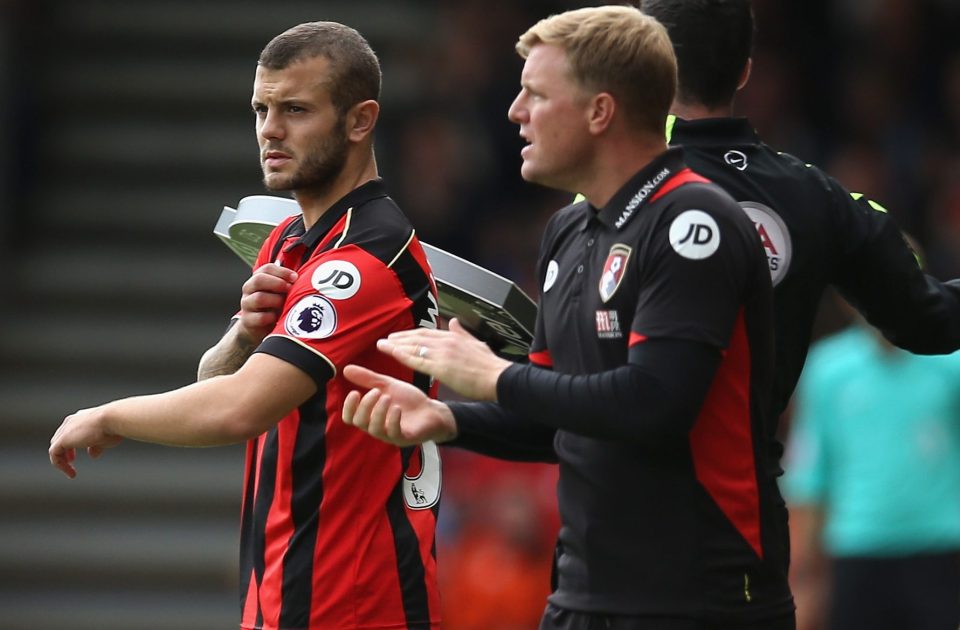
[507,91,526,125]
[258,108,284,142]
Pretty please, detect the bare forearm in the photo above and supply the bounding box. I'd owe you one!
[102,376,274,447]
[197,324,259,381]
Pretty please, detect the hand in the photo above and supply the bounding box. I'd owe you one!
[49,407,123,478]
[342,365,457,446]
[377,318,512,401]
[237,263,298,344]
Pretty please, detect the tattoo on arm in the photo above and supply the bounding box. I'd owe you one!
[197,335,258,381]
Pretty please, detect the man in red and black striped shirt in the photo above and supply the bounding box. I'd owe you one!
[50,22,441,630]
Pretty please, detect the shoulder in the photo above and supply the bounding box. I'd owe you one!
[763,149,851,201]
[549,198,589,229]
[654,179,752,238]
[335,195,416,266]
[542,199,589,244]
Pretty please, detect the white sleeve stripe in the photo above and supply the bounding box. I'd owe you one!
[332,207,354,249]
[387,229,415,269]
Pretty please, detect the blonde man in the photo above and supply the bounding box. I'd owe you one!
[342,6,794,630]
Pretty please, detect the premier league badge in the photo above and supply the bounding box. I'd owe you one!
[599,244,632,303]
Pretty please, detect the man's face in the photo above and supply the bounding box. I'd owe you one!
[507,44,592,191]
[252,56,349,194]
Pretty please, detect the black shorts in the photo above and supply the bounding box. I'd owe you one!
[539,602,796,630]
[828,551,960,630]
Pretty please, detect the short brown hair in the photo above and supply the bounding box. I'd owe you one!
[517,6,676,135]
[258,22,381,115]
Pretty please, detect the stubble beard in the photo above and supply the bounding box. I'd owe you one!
[262,120,350,196]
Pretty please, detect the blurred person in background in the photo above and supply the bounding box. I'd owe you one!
[782,291,960,630]
[439,472,555,630]
[639,0,960,431]
[49,21,442,630]
[344,5,796,629]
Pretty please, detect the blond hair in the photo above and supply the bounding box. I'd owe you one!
[517,6,676,135]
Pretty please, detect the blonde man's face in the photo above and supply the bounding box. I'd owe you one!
[507,44,594,192]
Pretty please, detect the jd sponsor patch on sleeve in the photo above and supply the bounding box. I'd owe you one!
[311,260,361,299]
[669,210,720,260]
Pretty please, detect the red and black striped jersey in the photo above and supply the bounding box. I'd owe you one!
[239,179,441,630]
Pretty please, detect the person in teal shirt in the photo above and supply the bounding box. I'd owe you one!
[782,320,960,630]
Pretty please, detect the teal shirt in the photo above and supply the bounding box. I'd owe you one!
[782,325,960,557]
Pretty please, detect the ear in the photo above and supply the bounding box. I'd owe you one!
[346,100,380,143]
[737,58,752,92]
[586,92,616,135]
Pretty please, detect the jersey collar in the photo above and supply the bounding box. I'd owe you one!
[594,147,687,231]
[667,116,760,147]
[291,178,390,250]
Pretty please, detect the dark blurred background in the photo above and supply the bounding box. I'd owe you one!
[0,1,957,628]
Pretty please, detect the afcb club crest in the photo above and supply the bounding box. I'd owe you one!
[599,244,632,303]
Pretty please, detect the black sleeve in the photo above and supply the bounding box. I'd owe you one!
[831,191,960,354]
[496,337,722,442]
[446,401,558,463]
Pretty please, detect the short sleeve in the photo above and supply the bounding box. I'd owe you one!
[255,243,415,385]
[631,204,755,348]
[528,214,561,369]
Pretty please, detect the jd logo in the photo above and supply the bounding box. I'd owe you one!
[311,260,361,299]
[677,223,714,246]
[669,210,720,260]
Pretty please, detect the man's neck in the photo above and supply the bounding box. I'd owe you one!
[296,154,378,228]
[578,135,668,209]
[670,100,735,121]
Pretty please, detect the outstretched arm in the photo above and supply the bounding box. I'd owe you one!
[197,263,298,380]
[379,319,721,443]
[833,193,960,354]
[51,353,315,478]
[341,365,557,462]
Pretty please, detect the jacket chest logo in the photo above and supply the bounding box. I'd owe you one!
[599,244,632,303]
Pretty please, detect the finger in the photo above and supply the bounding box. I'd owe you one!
[242,280,294,303]
[342,390,361,425]
[385,329,450,343]
[376,340,423,371]
[49,445,77,479]
[254,263,299,283]
[366,393,394,439]
[352,388,384,431]
[448,318,474,338]
[343,364,394,390]
[240,292,286,312]
[88,446,103,459]
[383,404,405,442]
